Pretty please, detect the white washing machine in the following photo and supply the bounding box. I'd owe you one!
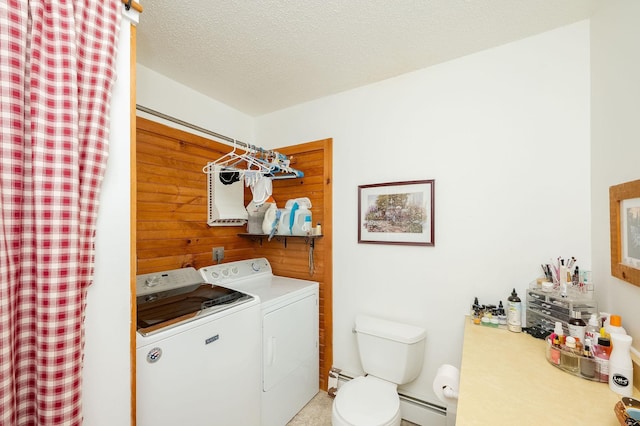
[136,267,261,426]
[200,258,319,426]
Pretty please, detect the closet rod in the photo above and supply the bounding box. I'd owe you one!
[121,0,143,13]
[136,104,249,148]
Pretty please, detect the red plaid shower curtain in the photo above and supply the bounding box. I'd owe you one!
[0,1,121,424]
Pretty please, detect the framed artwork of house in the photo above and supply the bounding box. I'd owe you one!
[358,180,435,246]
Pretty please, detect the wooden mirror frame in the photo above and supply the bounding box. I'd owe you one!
[609,178,640,287]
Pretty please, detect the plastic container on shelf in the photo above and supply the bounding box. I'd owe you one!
[277,209,292,235]
[292,206,312,236]
[278,197,312,236]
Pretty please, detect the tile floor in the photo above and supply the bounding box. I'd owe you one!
[287,391,333,425]
[287,391,418,425]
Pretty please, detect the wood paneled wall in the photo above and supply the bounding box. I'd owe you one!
[136,117,333,389]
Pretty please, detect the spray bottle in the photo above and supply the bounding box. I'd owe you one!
[585,313,600,344]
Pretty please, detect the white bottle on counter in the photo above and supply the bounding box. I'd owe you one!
[605,314,627,336]
[609,333,633,397]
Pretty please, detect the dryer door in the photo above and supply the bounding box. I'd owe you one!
[263,293,318,391]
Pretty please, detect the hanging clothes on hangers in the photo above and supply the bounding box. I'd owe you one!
[248,175,273,205]
[203,142,304,181]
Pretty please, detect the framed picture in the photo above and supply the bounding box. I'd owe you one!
[358,180,434,246]
[609,178,640,288]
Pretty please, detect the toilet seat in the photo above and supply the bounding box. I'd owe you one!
[333,376,401,426]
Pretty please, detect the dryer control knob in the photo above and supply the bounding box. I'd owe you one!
[251,262,261,272]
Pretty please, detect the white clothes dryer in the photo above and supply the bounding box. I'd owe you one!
[200,258,319,426]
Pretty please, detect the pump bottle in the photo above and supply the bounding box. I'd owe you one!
[585,313,599,344]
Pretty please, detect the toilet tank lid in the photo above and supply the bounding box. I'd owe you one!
[355,314,426,344]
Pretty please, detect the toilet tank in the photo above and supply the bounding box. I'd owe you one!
[355,314,426,385]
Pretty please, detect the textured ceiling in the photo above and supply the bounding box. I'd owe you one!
[136,0,597,117]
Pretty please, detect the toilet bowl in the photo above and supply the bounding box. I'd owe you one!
[331,315,426,426]
[332,376,401,426]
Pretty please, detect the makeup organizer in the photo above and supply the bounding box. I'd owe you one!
[545,337,606,382]
[526,282,597,337]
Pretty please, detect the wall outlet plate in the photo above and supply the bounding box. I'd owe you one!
[212,247,224,263]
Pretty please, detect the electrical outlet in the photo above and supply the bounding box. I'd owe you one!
[212,247,224,263]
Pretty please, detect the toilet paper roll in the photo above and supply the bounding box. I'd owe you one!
[433,364,460,406]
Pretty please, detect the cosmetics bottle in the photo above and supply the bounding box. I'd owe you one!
[507,288,521,333]
[497,301,507,325]
[548,333,561,365]
[472,297,481,312]
[554,321,565,343]
[572,266,579,286]
[559,264,569,297]
[585,313,599,345]
[609,334,634,397]
[594,336,611,382]
[580,338,596,379]
[561,336,579,373]
[568,311,586,343]
[471,297,482,324]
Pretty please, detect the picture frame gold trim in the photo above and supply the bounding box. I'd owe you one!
[609,178,640,288]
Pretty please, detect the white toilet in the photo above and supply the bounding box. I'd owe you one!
[332,314,426,426]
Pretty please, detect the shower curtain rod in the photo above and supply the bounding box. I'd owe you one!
[136,104,252,149]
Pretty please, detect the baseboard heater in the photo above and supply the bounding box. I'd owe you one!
[335,371,447,425]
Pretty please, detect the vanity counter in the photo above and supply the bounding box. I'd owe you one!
[457,318,639,425]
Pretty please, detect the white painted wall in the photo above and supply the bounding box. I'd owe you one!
[255,21,592,405]
[590,0,640,344]
[82,9,136,426]
[137,64,255,144]
[70,1,640,422]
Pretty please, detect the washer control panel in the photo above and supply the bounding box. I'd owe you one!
[199,258,272,285]
[136,267,203,297]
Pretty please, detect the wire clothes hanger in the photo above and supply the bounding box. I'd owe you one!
[203,142,304,180]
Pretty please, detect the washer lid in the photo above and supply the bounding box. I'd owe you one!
[136,283,254,336]
[335,376,399,426]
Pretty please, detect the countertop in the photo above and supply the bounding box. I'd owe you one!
[457,318,639,425]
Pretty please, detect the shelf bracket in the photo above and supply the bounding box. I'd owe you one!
[274,236,288,248]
